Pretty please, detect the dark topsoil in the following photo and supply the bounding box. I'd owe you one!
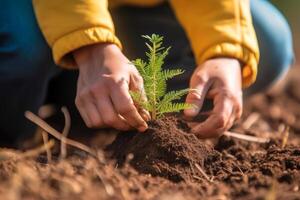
[107,116,212,183]
[1,67,300,200]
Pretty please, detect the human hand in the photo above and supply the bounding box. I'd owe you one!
[184,58,243,138]
[73,43,149,132]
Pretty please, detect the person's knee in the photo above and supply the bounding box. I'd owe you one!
[0,3,56,82]
[246,0,294,95]
[252,0,294,86]
[264,17,294,77]
[7,35,54,81]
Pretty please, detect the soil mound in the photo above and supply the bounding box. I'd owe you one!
[107,116,212,182]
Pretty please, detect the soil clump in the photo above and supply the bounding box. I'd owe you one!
[107,116,212,182]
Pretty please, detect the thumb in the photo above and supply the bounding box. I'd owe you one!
[184,82,209,118]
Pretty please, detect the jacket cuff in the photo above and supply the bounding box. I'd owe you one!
[52,27,122,68]
[197,42,259,88]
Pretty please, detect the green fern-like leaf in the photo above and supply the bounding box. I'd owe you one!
[157,89,189,111]
[132,59,147,77]
[130,91,152,111]
[131,34,191,119]
[163,69,184,80]
[157,103,193,117]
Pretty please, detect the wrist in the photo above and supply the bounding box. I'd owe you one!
[73,43,121,70]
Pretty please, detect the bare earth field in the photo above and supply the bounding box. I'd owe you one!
[0,67,300,200]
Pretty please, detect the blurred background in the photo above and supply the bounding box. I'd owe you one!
[272,0,299,62]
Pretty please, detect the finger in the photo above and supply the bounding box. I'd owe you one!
[184,80,211,118]
[76,91,104,128]
[224,107,236,131]
[76,97,91,127]
[110,78,148,132]
[130,72,151,120]
[85,102,103,128]
[93,92,131,131]
[235,98,243,120]
[191,91,233,138]
[130,72,147,101]
[224,99,243,131]
[138,107,151,122]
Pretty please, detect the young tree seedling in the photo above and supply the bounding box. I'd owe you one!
[131,34,192,120]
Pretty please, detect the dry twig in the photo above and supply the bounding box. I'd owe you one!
[265,180,277,200]
[224,131,270,143]
[192,175,202,181]
[281,125,290,149]
[25,111,96,157]
[19,140,55,160]
[95,169,115,196]
[109,169,132,200]
[41,130,52,162]
[242,112,260,129]
[0,140,55,161]
[60,107,71,159]
[194,163,213,183]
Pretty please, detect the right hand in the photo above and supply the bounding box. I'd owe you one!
[184,58,243,138]
[73,43,149,132]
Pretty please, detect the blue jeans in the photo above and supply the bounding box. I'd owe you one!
[0,0,294,143]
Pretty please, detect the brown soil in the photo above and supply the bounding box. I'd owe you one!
[1,67,300,200]
[107,116,211,183]
[106,115,300,200]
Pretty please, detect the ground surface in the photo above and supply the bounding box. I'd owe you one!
[1,67,300,200]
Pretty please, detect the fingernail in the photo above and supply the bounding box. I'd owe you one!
[144,112,151,121]
[141,113,151,122]
[138,124,148,132]
[140,109,151,121]
[185,108,198,116]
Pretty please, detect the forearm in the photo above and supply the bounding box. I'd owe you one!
[32,0,121,68]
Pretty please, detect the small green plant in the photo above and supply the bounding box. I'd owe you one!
[131,34,192,120]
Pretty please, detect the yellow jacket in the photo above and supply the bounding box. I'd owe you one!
[32,0,259,87]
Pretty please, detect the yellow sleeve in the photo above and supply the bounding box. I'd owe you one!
[169,0,260,88]
[32,0,121,68]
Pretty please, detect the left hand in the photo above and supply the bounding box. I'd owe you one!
[184,58,243,138]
